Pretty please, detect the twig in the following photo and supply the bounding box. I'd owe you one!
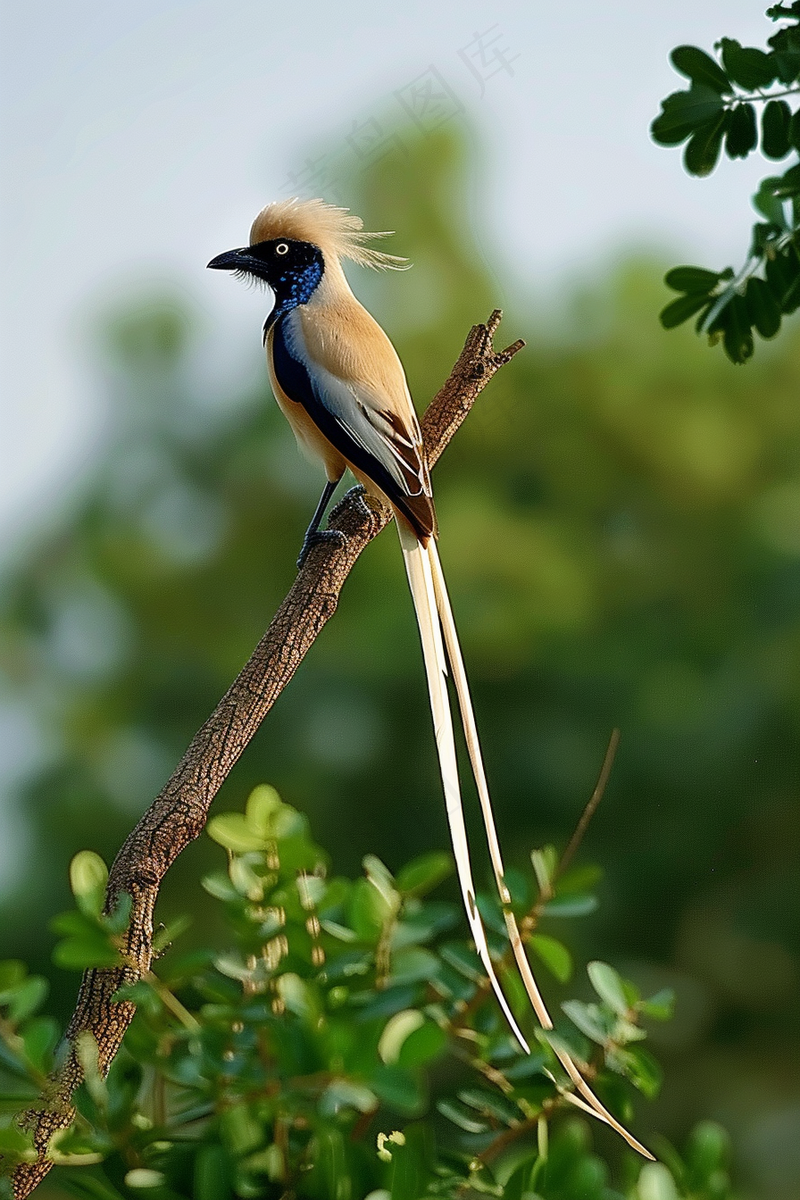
[556,728,620,882]
[10,312,524,1199]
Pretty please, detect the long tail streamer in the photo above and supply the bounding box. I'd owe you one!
[399,523,653,1160]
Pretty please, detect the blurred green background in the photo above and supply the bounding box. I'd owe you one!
[1,128,800,1198]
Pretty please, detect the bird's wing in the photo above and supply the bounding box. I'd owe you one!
[271,309,435,537]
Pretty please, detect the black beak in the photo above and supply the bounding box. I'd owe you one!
[207,247,251,271]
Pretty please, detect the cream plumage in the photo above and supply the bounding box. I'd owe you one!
[208,198,653,1159]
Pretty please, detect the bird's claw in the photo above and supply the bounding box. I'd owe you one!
[296,528,347,570]
[347,485,374,523]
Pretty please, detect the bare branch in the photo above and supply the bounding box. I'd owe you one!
[11,312,523,1199]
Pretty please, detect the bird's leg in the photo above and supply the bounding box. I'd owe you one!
[297,478,346,569]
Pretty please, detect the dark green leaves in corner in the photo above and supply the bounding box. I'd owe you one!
[659,222,800,365]
[653,6,800,362]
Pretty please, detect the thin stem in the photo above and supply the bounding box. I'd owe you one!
[556,728,620,881]
[141,970,201,1034]
[731,85,800,103]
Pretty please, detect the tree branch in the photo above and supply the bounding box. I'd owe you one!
[11,311,524,1198]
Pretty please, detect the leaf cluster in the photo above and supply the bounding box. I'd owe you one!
[652,4,800,362]
[0,786,734,1199]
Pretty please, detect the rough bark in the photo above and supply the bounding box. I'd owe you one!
[12,311,523,1198]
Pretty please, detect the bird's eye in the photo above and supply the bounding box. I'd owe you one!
[275,242,289,255]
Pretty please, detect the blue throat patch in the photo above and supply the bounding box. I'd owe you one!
[265,259,324,334]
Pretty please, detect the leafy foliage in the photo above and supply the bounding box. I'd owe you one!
[652,3,800,361]
[0,785,733,1199]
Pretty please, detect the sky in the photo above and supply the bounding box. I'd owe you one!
[0,0,774,555]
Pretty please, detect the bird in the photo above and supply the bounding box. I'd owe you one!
[208,198,652,1158]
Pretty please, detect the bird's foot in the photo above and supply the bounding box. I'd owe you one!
[296,528,347,570]
[341,484,375,523]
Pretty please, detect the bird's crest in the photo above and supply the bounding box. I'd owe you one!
[249,198,409,270]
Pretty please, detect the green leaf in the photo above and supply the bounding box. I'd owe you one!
[719,38,776,89]
[725,103,758,159]
[660,292,712,330]
[348,876,398,942]
[0,961,26,1001]
[531,934,572,983]
[69,852,108,918]
[388,947,438,987]
[319,1079,377,1116]
[670,45,731,93]
[437,1098,489,1134]
[194,1145,232,1200]
[774,48,800,84]
[651,87,725,146]
[123,1170,165,1190]
[721,294,755,363]
[685,1121,731,1181]
[207,813,267,853]
[275,972,314,1019]
[616,1045,663,1098]
[766,248,800,312]
[50,910,102,939]
[395,852,452,896]
[52,936,122,971]
[458,1087,520,1128]
[0,1125,36,1163]
[503,1050,548,1081]
[228,855,264,900]
[555,864,603,895]
[379,1009,425,1064]
[637,1162,680,1200]
[7,976,48,1024]
[530,845,558,896]
[664,266,721,294]
[59,1170,128,1200]
[561,999,611,1044]
[439,942,483,982]
[762,99,793,159]
[587,961,629,1015]
[370,1064,425,1115]
[306,1128,351,1200]
[791,108,800,151]
[363,855,399,908]
[613,1016,648,1045]
[219,1103,263,1156]
[244,784,282,838]
[684,112,727,177]
[543,893,598,917]
[201,871,240,902]
[103,891,132,936]
[754,177,791,227]
[320,918,358,943]
[22,1016,59,1074]
[396,1021,448,1068]
[389,1124,431,1200]
[746,276,782,338]
[75,1031,107,1111]
[638,987,675,1021]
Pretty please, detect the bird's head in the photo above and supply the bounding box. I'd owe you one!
[207,237,325,307]
[207,198,408,310]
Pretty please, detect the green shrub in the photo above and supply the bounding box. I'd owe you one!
[0,786,732,1199]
